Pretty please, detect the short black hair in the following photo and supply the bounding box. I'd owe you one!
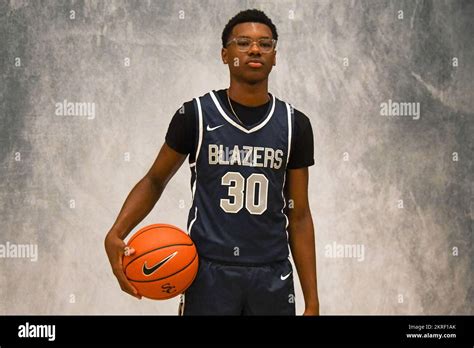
[221,9,278,48]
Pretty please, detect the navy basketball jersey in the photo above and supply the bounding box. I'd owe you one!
[186,90,294,264]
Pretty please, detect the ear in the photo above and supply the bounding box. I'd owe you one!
[221,48,228,64]
[273,50,277,66]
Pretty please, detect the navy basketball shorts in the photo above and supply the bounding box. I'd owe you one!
[179,256,296,315]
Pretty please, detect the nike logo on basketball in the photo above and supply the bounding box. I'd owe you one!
[206,124,224,131]
[280,271,292,280]
[142,251,178,276]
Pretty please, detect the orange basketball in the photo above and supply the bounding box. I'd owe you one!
[122,224,199,300]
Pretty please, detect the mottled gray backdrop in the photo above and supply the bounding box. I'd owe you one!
[0,0,472,314]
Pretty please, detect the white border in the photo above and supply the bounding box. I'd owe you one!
[190,97,203,199]
[209,90,276,134]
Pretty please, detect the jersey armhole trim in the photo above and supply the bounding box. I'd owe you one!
[285,102,293,168]
[190,97,203,167]
[188,206,198,236]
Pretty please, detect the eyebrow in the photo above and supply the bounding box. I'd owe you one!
[237,35,272,39]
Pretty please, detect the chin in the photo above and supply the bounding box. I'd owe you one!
[244,78,267,85]
[243,73,269,83]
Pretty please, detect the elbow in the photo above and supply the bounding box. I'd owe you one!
[289,207,312,224]
[288,207,313,232]
[144,175,165,195]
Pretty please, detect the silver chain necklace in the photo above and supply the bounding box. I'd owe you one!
[226,89,271,126]
[226,90,245,125]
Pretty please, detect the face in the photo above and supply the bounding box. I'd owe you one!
[222,22,277,84]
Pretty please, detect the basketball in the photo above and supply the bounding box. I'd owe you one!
[122,224,199,300]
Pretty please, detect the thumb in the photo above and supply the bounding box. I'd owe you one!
[124,246,136,257]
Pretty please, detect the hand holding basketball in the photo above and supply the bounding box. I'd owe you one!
[122,224,199,300]
[104,232,142,299]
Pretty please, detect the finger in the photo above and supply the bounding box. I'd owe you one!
[114,267,140,297]
[120,284,142,299]
[116,245,140,298]
[123,247,136,257]
[118,277,141,299]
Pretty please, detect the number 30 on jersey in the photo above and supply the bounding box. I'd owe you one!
[220,172,268,215]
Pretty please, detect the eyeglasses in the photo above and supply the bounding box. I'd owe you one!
[226,37,277,53]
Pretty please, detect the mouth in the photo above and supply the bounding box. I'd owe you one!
[246,60,263,68]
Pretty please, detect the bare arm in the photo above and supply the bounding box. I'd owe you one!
[104,143,187,298]
[286,167,320,315]
[108,143,187,239]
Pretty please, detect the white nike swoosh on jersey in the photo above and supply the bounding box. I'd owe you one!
[280,271,292,280]
[206,124,224,131]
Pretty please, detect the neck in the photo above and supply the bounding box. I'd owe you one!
[227,78,269,106]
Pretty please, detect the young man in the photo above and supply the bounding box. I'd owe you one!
[105,9,319,315]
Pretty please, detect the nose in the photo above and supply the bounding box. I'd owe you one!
[248,42,261,54]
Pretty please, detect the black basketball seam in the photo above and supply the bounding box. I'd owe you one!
[127,249,198,283]
[128,225,162,244]
[124,242,194,273]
